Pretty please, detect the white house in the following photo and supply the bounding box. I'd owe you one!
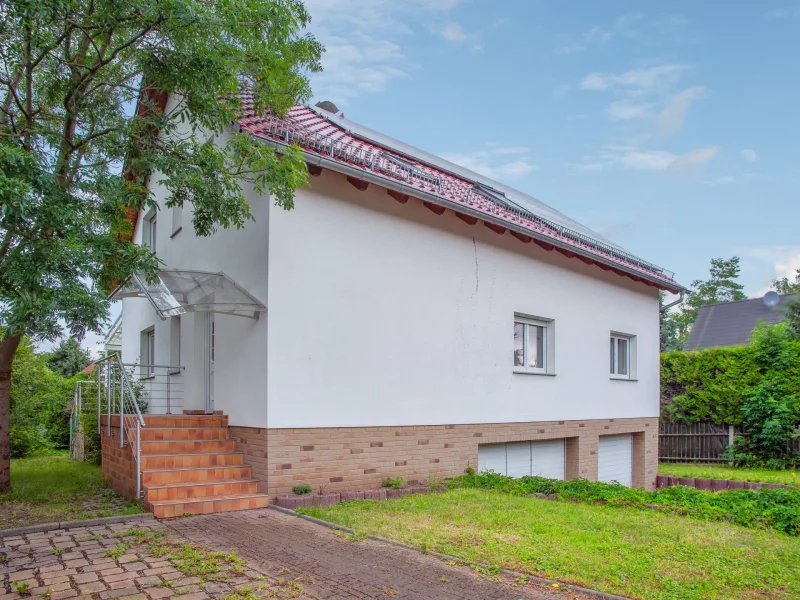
[109,95,684,513]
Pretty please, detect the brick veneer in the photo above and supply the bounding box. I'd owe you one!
[230,416,659,496]
[100,416,138,499]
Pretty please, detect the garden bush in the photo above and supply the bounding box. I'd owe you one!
[450,471,800,535]
[662,323,800,467]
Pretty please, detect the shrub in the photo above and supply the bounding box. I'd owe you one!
[381,476,405,489]
[292,485,312,495]
[450,472,800,535]
[660,323,800,425]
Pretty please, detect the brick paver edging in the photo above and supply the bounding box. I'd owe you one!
[268,505,631,600]
[656,474,799,492]
[0,513,154,538]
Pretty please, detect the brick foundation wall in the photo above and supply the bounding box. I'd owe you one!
[230,417,659,497]
[100,416,138,499]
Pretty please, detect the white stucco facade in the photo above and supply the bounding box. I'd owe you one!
[120,159,660,429]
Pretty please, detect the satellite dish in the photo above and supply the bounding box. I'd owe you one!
[763,290,780,307]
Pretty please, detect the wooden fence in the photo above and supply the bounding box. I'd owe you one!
[658,422,735,463]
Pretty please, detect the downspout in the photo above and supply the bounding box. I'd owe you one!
[660,291,685,312]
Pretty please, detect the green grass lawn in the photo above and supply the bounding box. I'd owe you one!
[659,463,799,486]
[301,489,800,600]
[0,454,144,530]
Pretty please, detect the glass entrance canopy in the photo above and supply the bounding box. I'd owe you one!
[110,270,266,319]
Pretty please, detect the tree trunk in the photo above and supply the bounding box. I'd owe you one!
[0,335,21,492]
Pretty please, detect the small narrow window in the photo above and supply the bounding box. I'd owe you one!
[171,203,182,237]
[513,316,552,374]
[146,330,155,376]
[169,316,181,374]
[144,211,157,254]
[610,333,634,379]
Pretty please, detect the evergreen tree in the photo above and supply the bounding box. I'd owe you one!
[47,338,92,378]
[674,257,747,344]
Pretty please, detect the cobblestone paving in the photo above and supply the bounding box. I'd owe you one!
[0,519,314,600]
[164,509,594,600]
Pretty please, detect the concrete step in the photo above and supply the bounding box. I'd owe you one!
[144,479,261,502]
[140,440,237,455]
[139,427,230,442]
[148,493,269,519]
[140,452,244,470]
[142,465,252,486]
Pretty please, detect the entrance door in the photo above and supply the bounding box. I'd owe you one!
[204,313,215,414]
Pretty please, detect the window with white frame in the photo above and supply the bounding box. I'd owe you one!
[610,333,635,379]
[513,316,552,374]
[171,203,182,237]
[144,212,157,254]
[143,328,156,376]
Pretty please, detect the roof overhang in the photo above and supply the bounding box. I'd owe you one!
[109,270,266,320]
[248,131,687,294]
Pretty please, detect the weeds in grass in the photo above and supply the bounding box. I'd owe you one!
[333,529,366,542]
[103,543,129,559]
[514,574,530,585]
[381,477,405,490]
[0,553,7,566]
[439,576,448,583]
[13,581,30,596]
[51,548,62,557]
[451,472,800,535]
[378,587,396,596]
[78,535,101,542]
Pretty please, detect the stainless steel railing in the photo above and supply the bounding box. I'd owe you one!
[73,353,183,498]
[133,364,185,415]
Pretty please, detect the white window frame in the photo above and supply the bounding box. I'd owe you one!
[171,203,182,237]
[144,211,157,254]
[513,315,554,375]
[141,327,156,378]
[169,316,181,374]
[610,332,636,380]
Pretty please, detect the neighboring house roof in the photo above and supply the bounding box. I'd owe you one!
[81,363,96,375]
[236,97,683,293]
[684,295,794,350]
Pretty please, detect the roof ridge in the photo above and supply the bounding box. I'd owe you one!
[235,96,684,292]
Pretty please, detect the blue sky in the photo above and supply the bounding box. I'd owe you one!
[303,0,800,298]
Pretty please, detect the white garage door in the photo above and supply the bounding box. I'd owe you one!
[478,440,565,480]
[598,434,633,487]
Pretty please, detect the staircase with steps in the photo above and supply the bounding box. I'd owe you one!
[140,414,269,518]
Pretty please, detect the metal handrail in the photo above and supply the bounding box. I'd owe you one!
[92,352,147,498]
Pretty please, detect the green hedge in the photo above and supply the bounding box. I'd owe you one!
[661,325,800,424]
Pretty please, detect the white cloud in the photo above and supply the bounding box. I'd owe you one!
[440,22,468,41]
[576,144,718,173]
[665,146,719,174]
[656,86,706,136]
[303,0,463,103]
[765,6,800,19]
[741,148,757,162]
[441,144,539,179]
[552,84,570,98]
[739,246,800,297]
[556,25,612,55]
[579,64,688,93]
[606,99,652,120]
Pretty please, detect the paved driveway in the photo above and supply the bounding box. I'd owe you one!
[164,508,593,600]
